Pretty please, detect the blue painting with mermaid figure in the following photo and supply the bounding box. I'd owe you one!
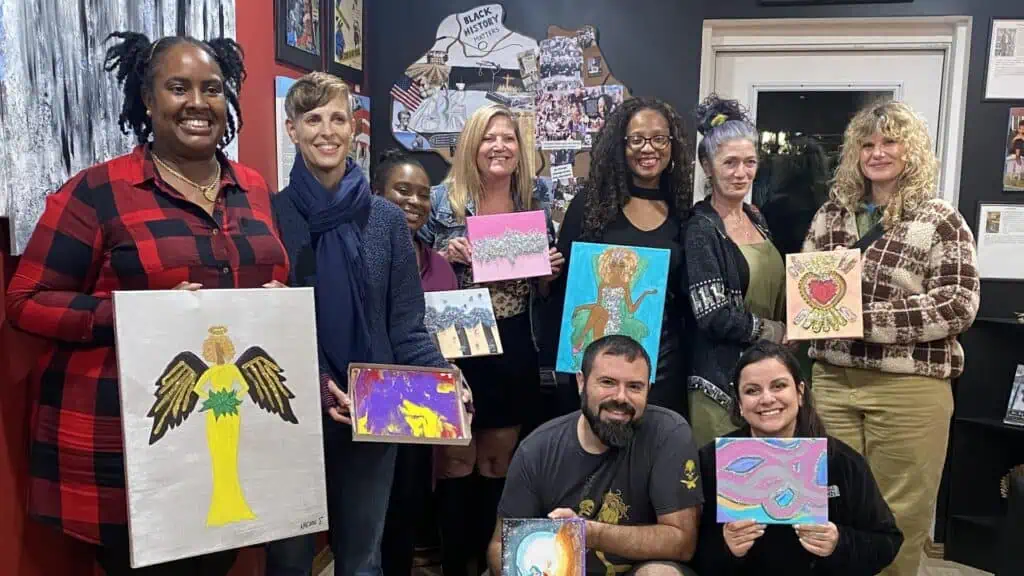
[555,242,670,382]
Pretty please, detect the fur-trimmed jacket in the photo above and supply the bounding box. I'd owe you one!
[683,199,777,409]
[802,198,980,379]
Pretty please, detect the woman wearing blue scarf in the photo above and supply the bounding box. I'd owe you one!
[264,72,456,576]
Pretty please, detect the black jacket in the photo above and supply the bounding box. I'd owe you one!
[683,199,773,409]
[695,429,903,576]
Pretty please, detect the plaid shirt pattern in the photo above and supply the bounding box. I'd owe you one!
[5,146,288,545]
[802,198,979,379]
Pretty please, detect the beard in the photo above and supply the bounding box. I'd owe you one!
[581,389,639,448]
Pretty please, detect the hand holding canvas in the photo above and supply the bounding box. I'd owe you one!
[325,378,353,425]
[794,522,839,557]
[173,281,203,290]
[540,247,565,283]
[723,520,766,558]
[442,237,473,265]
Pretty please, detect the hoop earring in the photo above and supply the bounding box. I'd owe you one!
[670,160,676,171]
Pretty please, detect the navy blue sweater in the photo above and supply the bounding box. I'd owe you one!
[272,190,448,375]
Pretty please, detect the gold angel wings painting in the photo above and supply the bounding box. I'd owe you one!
[148,325,299,527]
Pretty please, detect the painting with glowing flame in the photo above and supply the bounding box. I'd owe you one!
[348,364,471,446]
[501,518,585,576]
[716,438,828,525]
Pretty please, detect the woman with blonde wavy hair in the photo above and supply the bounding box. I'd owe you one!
[803,100,980,576]
[420,103,563,576]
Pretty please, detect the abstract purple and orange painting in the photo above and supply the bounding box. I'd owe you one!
[348,364,470,446]
[715,437,828,525]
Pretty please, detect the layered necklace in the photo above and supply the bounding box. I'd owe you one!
[152,153,222,203]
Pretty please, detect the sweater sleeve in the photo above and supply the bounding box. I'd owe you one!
[387,206,449,369]
[694,442,747,576]
[684,216,758,343]
[820,442,904,575]
[862,205,980,345]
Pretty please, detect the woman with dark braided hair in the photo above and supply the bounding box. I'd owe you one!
[5,31,286,575]
[543,96,694,418]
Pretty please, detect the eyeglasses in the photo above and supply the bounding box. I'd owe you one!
[624,134,673,150]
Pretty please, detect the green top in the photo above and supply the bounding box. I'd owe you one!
[739,241,786,322]
[856,201,884,237]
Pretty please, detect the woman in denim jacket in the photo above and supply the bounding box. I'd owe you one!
[419,104,563,576]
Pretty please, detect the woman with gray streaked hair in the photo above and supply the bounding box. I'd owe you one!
[682,94,788,447]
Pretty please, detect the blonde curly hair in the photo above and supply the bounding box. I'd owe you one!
[830,100,938,228]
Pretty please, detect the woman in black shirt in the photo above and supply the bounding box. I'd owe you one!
[544,96,694,417]
[695,341,902,576]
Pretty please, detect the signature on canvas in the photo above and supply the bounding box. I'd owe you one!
[147,326,299,527]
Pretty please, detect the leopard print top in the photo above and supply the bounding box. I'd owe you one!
[456,266,529,319]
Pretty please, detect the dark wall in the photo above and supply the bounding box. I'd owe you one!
[367,0,1024,318]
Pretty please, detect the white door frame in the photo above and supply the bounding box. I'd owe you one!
[696,16,973,208]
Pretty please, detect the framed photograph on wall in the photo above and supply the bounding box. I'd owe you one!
[1005,107,1024,192]
[976,202,1024,281]
[275,0,324,71]
[984,19,1024,101]
[327,0,364,85]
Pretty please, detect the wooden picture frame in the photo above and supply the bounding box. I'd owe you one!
[347,363,472,446]
[326,0,364,85]
[275,0,324,71]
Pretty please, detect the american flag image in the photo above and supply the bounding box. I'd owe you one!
[390,74,424,113]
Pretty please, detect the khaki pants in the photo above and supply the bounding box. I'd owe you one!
[688,390,737,449]
[812,363,953,576]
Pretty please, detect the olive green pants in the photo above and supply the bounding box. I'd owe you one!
[687,390,737,449]
[813,362,953,576]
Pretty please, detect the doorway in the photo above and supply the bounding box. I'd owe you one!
[697,16,972,234]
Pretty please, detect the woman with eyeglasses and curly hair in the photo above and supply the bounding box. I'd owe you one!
[543,96,695,418]
[804,100,979,576]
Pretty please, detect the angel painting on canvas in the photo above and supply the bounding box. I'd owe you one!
[148,326,298,527]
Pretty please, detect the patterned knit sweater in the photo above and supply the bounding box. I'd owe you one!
[802,198,979,379]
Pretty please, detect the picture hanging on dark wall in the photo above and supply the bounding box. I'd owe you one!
[275,0,323,71]
[328,0,363,85]
[1005,108,1024,192]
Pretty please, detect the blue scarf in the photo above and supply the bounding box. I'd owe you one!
[287,156,372,387]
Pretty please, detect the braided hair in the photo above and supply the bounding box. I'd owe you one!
[103,32,247,148]
[581,97,693,240]
[372,148,427,194]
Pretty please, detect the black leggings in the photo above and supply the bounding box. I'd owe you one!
[380,444,433,576]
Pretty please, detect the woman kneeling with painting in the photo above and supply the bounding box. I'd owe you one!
[694,341,903,576]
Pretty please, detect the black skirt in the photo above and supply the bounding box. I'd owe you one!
[455,312,540,430]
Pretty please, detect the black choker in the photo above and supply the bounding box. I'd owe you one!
[629,183,668,201]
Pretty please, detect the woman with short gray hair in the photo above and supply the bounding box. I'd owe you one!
[683,94,787,447]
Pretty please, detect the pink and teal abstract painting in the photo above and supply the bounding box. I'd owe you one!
[715,437,828,525]
[348,364,470,446]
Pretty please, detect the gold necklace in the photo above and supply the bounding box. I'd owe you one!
[152,153,221,203]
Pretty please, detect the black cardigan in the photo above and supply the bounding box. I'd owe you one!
[695,429,904,576]
[682,199,773,409]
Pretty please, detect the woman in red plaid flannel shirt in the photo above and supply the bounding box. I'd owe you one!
[5,33,287,575]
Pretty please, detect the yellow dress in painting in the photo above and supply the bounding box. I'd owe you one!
[194,364,256,527]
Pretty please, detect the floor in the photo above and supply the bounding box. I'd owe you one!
[317,554,993,576]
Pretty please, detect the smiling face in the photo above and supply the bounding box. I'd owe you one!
[382,163,431,233]
[625,109,672,188]
[577,351,649,448]
[858,130,907,188]
[475,114,519,181]
[286,95,353,177]
[706,138,758,202]
[146,42,227,160]
[737,357,805,438]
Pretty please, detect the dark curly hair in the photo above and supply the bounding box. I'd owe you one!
[103,32,247,148]
[372,148,427,194]
[581,97,693,240]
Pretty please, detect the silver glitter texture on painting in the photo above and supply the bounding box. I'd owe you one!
[0,0,236,254]
[471,228,549,265]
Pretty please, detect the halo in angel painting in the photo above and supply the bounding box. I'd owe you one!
[147,325,299,527]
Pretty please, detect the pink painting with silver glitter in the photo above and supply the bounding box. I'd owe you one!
[467,210,551,283]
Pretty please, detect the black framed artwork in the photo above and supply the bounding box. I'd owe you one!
[275,0,324,71]
[326,0,364,85]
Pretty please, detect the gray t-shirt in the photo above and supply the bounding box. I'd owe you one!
[497,406,703,573]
